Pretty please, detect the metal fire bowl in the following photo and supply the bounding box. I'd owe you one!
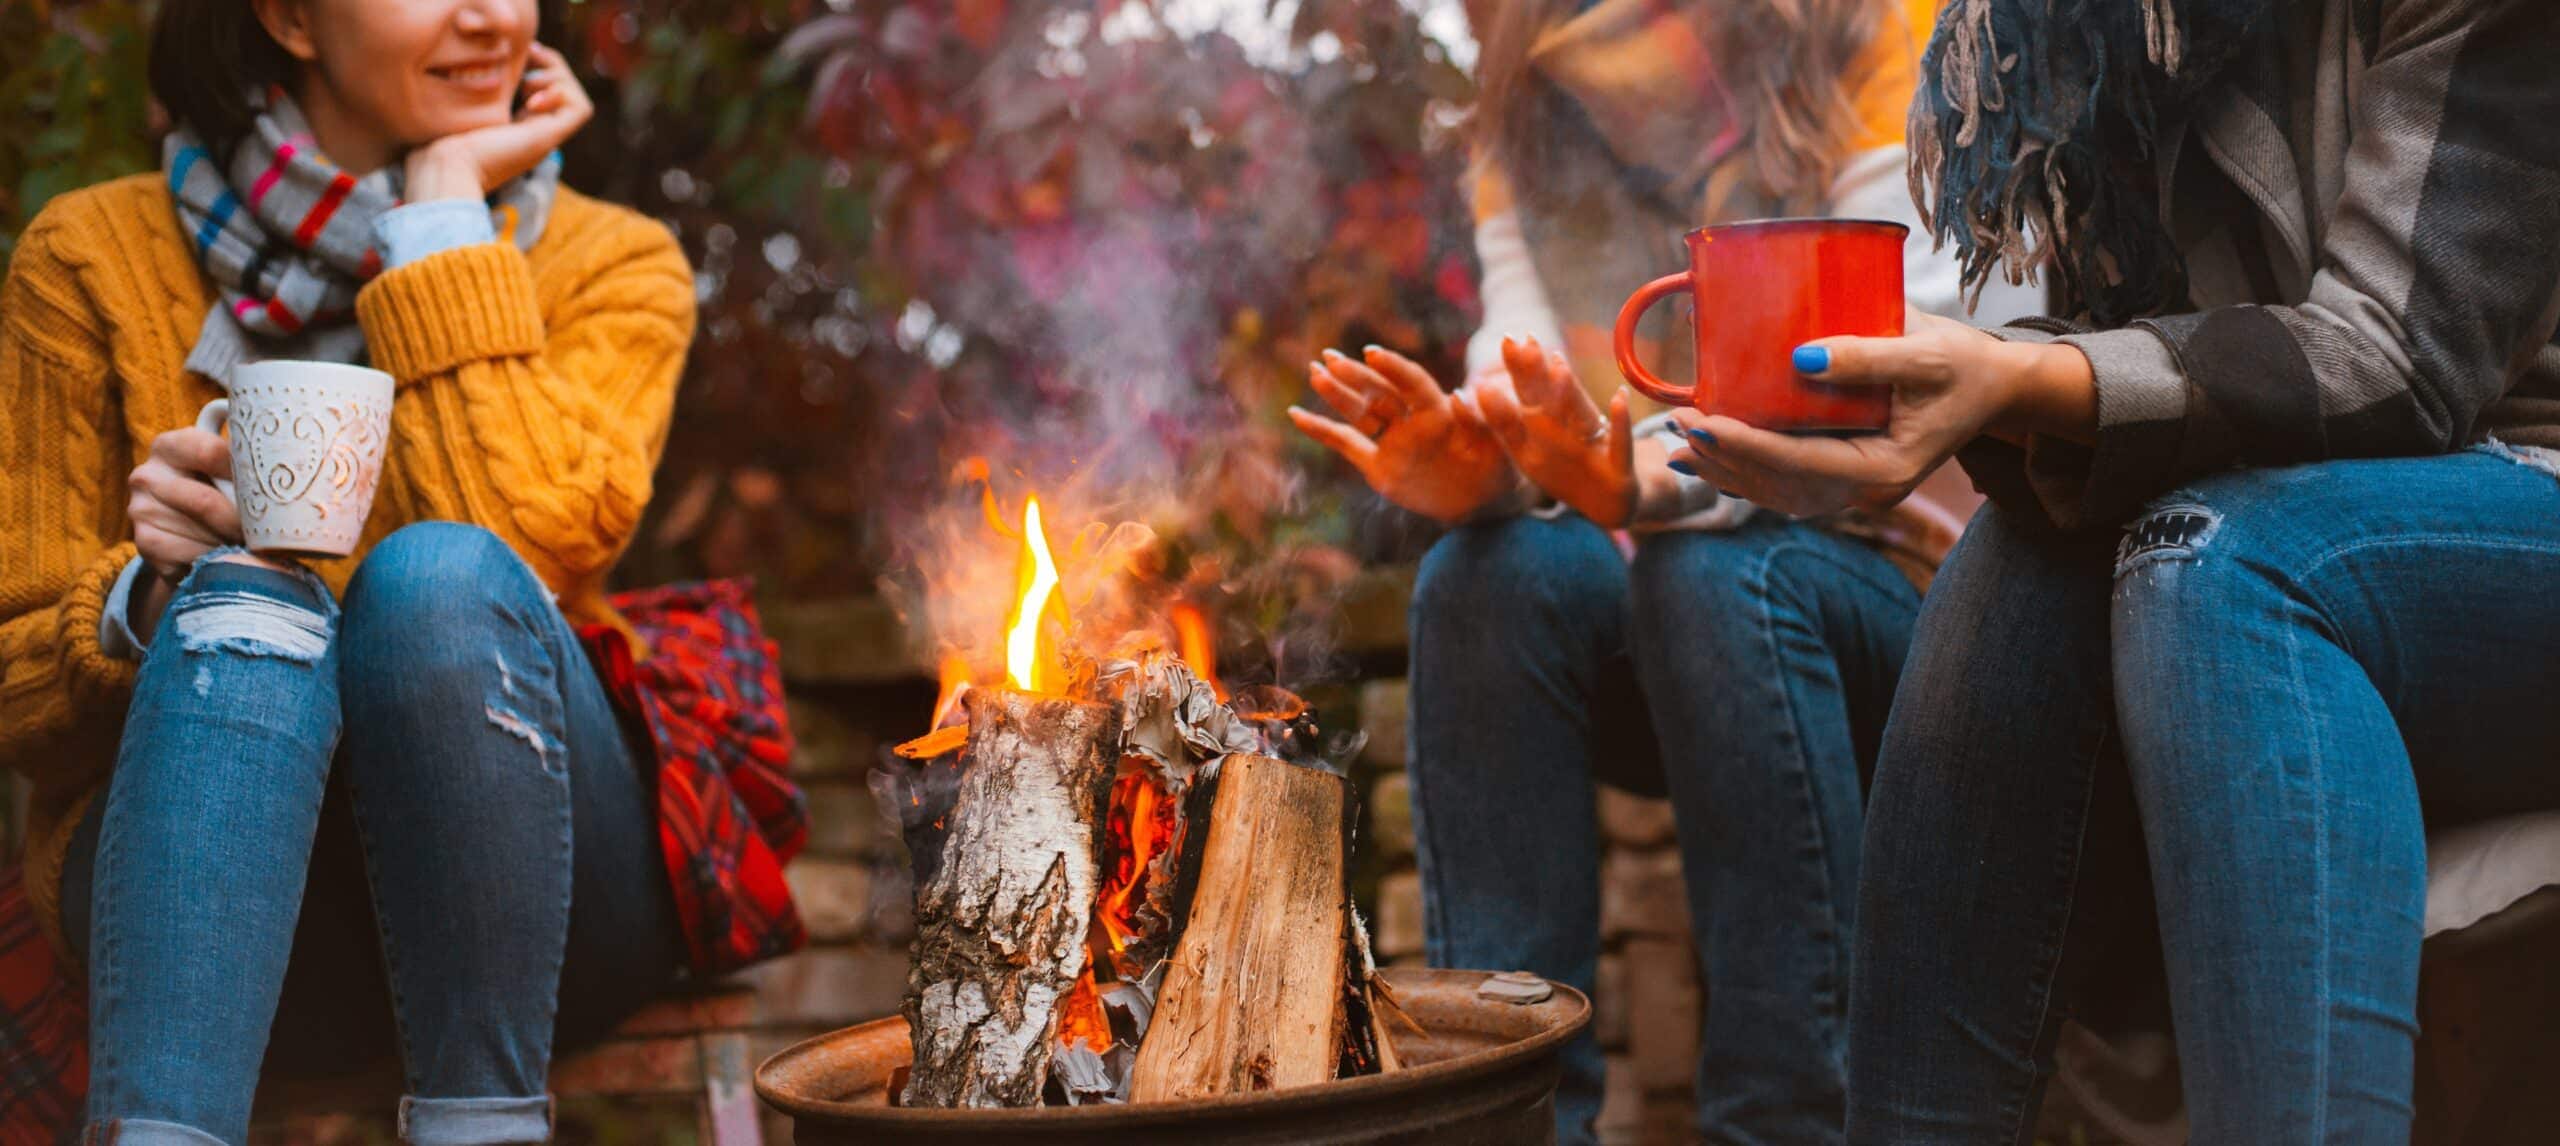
[755,967,1591,1145]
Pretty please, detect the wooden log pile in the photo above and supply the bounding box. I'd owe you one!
[882,653,1397,1108]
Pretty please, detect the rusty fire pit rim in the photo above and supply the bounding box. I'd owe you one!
[753,967,1590,1126]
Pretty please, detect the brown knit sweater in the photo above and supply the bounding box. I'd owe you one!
[0,174,695,955]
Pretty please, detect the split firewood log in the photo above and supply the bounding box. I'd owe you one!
[901,687,1118,1108]
[1128,753,1350,1100]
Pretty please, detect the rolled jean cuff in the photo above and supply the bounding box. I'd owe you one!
[82,1118,228,1146]
[399,1095,553,1145]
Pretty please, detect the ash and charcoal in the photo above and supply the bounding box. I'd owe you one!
[867,747,966,892]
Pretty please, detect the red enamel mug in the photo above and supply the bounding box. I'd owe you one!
[1614,218,1906,432]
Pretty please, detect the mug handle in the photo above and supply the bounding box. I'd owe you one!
[194,398,237,502]
[1614,271,1696,406]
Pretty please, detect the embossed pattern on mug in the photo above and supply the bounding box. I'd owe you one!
[228,379,394,553]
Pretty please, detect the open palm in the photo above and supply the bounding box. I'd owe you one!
[1288,346,1515,524]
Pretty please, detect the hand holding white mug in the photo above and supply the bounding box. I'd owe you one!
[124,416,275,642]
[127,421,244,582]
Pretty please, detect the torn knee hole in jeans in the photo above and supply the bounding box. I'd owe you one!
[484,651,564,772]
[172,591,332,663]
[2115,503,2222,577]
[2476,435,2560,480]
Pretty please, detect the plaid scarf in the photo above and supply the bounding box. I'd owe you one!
[164,88,560,387]
[1907,0,2277,324]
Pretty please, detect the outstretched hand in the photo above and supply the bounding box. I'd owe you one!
[1288,345,1517,524]
[1461,336,1640,528]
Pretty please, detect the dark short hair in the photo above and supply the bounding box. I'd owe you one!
[148,0,299,154]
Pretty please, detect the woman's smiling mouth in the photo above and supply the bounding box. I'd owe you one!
[427,61,513,94]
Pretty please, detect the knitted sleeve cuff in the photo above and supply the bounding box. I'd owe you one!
[2027,326,2190,530]
[355,242,548,385]
[55,543,142,705]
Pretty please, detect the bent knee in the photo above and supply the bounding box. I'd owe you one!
[339,524,553,675]
[1627,527,1801,611]
[345,523,544,621]
[1412,515,1625,633]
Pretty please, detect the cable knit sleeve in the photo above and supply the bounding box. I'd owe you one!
[0,206,142,784]
[353,205,693,590]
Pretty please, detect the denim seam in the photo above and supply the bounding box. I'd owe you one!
[2291,597,2333,1146]
[1742,545,1852,1045]
[347,779,427,1097]
[1999,720,2114,1146]
[1401,638,1455,970]
[2278,535,2560,667]
[88,782,125,1119]
[2291,534,2560,582]
[534,752,575,1076]
[1769,536,1930,611]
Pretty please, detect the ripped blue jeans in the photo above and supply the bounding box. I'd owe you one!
[1846,447,2560,1145]
[63,522,686,1146]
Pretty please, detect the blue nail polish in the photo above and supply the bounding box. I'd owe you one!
[1793,345,1831,374]
[1686,427,1719,448]
[1667,459,1697,477]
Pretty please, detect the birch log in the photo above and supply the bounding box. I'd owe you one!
[901,687,1118,1108]
[1128,753,1349,1100]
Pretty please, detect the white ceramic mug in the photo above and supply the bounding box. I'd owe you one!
[196,361,396,558]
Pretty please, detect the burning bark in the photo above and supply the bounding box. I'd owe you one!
[887,488,1389,1106]
[900,687,1119,1108]
[1128,753,1350,1101]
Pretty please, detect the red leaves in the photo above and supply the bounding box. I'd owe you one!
[589,1,1487,597]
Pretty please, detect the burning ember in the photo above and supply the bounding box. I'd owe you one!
[879,483,1386,1110]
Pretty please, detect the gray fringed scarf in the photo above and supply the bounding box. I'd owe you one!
[1907,0,2279,324]
[165,89,560,387]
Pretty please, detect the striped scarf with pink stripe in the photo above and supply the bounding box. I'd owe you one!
[166,87,559,386]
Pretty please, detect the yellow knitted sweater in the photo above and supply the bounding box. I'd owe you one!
[0,174,695,954]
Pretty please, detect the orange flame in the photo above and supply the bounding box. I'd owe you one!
[928,651,974,729]
[1003,498,1064,692]
[1168,602,1226,703]
[1096,772,1181,958]
[1056,966,1113,1052]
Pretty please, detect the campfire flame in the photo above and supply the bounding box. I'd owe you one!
[1005,498,1065,693]
[928,650,974,729]
[1097,772,1180,958]
[1056,967,1113,1053]
[894,481,1339,1079]
[1169,602,1226,703]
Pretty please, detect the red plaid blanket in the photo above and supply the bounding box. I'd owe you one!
[582,579,809,975]
[0,579,805,1140]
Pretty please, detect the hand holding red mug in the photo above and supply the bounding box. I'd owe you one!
[1665,307,2098,516]
[1616,218,1907,433]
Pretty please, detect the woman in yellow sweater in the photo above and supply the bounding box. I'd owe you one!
[0,0,750,1141]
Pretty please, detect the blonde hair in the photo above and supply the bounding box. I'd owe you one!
[1475,0,1887,214]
